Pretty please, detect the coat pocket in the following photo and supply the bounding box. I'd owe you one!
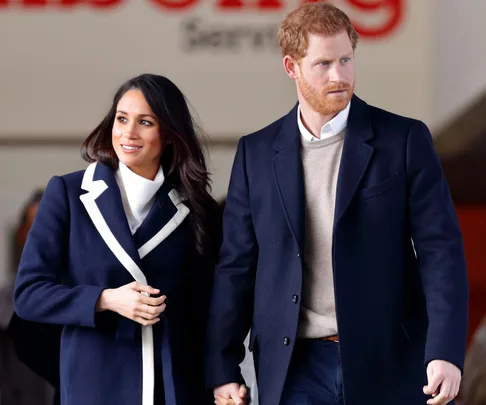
[358,174,400,199]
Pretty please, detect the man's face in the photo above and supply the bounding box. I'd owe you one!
[296,30,355,116]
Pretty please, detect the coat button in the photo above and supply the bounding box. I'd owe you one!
[292,294,299,304]
[283,337,290,346]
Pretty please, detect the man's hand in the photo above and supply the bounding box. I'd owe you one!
[214,383,247,405]
[423,360,461,405]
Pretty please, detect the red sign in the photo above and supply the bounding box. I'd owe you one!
[0,0,122,7]
[0,0,403,38]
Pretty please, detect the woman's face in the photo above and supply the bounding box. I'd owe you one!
[112,89,162,180]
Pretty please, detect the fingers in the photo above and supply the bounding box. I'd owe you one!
[427,385,454,405]
[424,360,461,405]
[451,380,460,399]
[134,316,160,326]
[424,363,436,396]
[214,394,233,405]
[424,372,443,396]
[131,284,166,320]
[136,303,167,320]
[140,294,166,307]
[229,390,245,405]
[238,385,247,399]
[214,382,240,397]
[426,379,458,405]
[213,383,245,405]
[132,282,159,295]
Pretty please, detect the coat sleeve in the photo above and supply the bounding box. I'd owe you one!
[14,175,104,328]
[406,120,469,371]
[205,136,258,390]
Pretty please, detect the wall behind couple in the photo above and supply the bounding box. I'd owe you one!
[1,0,485,282]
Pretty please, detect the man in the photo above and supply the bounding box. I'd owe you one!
[205,3,468,405]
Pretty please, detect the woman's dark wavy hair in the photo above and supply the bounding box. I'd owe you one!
[81,74,218,256]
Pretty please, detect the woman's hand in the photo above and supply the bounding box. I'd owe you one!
[96,281,166,326]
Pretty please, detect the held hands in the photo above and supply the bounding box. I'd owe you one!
[214,383,247,405]
[423,360,461,405]
[96,281,166,326]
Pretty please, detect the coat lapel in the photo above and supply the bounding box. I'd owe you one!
[272,96,375,247]
[79,162,190,275]
[273,103,306,253]
[80,162,147,283]
[79,162,190,405]
[334,95,375,225]
[133,181,190,259]
[132,180,175,250]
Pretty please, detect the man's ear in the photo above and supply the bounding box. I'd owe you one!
[283,55,300,80]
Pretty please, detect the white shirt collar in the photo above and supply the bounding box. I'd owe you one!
[115,162,164,233]
[298,101,351,142]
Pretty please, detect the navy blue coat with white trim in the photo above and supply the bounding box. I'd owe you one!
[14,162,215,405]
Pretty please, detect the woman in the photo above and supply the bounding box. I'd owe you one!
[0,189,56,405]
[14,74,220,405]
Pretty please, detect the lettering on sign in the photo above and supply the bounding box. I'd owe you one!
[1,0,404,52]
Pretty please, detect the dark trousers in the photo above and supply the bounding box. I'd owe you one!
[280,339,344,405]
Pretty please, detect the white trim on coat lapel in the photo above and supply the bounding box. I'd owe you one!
[79,162,190,405]
[80,163,147,282]
[80,163,154,405]
[138,189,190,259]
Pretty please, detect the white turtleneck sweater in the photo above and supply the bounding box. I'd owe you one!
[115,162,165,235]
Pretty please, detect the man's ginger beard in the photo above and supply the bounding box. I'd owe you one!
[298,74,354,116]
